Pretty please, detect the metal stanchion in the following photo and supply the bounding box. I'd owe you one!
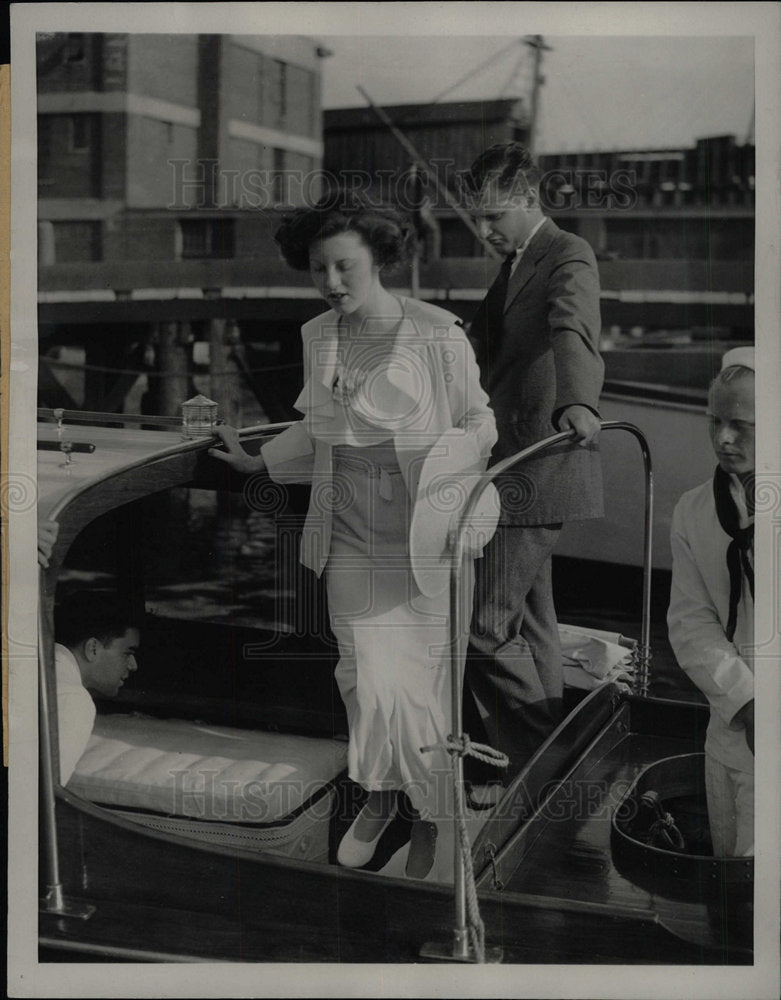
[420,422,654,961]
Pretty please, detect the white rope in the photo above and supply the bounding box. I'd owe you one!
[454,771,486,962]
[421,733,509,963]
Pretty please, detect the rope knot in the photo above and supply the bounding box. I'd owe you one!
[420,732,510,769]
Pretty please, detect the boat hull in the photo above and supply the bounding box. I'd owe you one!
[40,692,750,965]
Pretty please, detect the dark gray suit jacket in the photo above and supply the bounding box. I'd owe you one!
[469,217,604,525]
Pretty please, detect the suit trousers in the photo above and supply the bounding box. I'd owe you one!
[465,523,563,782]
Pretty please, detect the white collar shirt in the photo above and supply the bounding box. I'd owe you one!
[54,642,96,784]
[508,217,547,275]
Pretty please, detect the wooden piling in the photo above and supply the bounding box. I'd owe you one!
[206,306,242,428]
[156,321,190,417]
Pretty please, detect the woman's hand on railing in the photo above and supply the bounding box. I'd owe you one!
[37,519,59,568]
[209,425,267,475]
[557,405,602,446]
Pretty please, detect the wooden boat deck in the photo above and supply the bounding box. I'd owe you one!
[496,725,749,959]
[36,418,753,965]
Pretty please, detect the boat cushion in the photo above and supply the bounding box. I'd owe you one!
[107,790,336,862]
[67,714,348,823]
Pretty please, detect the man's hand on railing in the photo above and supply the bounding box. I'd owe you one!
[557,405,602,446]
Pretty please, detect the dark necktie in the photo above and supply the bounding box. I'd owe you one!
[713,465,754,642]
[468,252,515,375]
[483,252,515,338]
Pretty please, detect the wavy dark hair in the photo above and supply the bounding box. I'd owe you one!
[55,590,140,649]
[464,142,541,200]
[274,193,413,272]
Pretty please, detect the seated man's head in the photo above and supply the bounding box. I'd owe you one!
[708,347,755,480]
[464,142,544,255]
[55,591,141,697]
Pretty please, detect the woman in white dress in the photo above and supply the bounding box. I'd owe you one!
[211,198,497,878]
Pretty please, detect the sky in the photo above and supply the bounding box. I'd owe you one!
[318,35,754,153]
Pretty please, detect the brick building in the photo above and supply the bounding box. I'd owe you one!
[36,48,754,417]
[37,33,324,265]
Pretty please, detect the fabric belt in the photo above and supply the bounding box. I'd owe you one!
[333,447,403,502]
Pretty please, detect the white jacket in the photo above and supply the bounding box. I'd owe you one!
[261,298,498,593]
[667,477,754,773]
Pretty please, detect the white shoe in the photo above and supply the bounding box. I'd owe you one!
[337,803,397,869]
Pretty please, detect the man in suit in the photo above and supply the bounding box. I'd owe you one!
[462,142,604,783]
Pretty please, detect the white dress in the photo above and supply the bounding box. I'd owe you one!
[322,330,455,821]
[327,437,454,821]
[261,301,498,826]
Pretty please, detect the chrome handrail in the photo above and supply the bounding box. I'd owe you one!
[38,573,64,912]
[236,420,295,438]
[444,420,653,961]
[37,407,184,429]
[38,408,297,438]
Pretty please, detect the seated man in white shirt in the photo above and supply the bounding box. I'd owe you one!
[54,591,141,785]
[667,346,755,857]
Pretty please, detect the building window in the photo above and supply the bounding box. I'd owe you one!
[65,33,86,64]
[271,148,287,206]
[274,59,287,126]
[309,70,317,135]
[38,117,54,185]
[284,64,317,137]
[257,55,265,122]
[51,220,102,262]
[178,219,235,259]
[68,115,89,153]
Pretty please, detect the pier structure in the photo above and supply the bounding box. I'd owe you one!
[36,35,754,422]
